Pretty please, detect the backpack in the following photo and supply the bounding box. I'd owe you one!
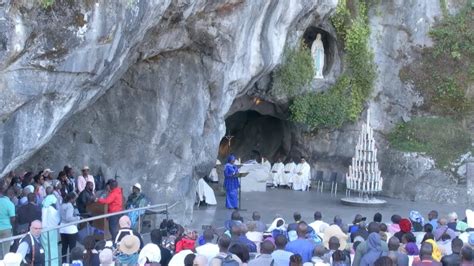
[217,254,240,266]
[306,227,322,244]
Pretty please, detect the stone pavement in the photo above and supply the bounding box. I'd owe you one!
[190,188,469,230]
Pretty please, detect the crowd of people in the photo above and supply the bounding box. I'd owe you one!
[2,165,474,265]
[0,165,149,265]
[2,191,474,266]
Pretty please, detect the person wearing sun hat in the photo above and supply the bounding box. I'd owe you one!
[138,243,162,266]
[116,234,140,265]
[323,224,348,251]
[41,168,55,188]
[77,165,95,193]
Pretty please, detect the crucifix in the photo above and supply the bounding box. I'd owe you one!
[225,135,234,149]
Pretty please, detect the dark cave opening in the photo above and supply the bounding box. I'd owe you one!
[218,110,291,162]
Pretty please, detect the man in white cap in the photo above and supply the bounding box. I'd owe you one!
[125,183,149,229]
[76,165,95,193]
[126,183,148,210]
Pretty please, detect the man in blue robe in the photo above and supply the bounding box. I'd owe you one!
[224,155,239,209]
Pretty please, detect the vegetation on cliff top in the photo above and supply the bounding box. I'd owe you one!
[388,117,472,169]
[399,3,473,117]
[393,2,473,169]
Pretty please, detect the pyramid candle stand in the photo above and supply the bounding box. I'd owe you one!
[341,110,387,207]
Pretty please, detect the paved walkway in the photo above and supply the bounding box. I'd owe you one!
[190,188,469,230]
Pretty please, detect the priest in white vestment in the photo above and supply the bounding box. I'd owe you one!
[270,158,285,187]
[282,159,296,186]
[261,157,272,185]
[209,159,221,183]
[197,178,217,205]
[291,157,311,191]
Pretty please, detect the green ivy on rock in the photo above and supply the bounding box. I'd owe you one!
[272,44,314,98]
[289,0,376,130]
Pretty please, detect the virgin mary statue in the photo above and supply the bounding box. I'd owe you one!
[311,34,325,79]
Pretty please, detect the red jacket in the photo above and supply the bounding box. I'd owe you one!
[175,237,196,253]
[98,187,123,213]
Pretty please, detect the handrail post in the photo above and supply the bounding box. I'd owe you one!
[138,213,142,234]
[47,231,51,266]
[166,204,169,220]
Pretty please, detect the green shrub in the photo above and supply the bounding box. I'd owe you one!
[272,44,314,98]
[289,0,375,129]
[399,3,473,117]
[331,0,350,42]
[40,0,55,9]
[290,76,351,128]
[431,3,474,59]
[389,117,472,168]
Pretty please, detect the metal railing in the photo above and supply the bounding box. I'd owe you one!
[0,202,172,264]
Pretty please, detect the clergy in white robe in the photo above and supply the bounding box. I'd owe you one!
[209,167,219,183]
[209,159,221,183]
[291,158,311,191]
[282,160,296,186]
[197,178,217,205]
[261,157,272,184]
[270,159,285,186]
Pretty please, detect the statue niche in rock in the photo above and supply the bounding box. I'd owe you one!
[311,33,325,79]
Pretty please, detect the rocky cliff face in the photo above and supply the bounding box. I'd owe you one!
[1,0,337,222]
[1,0,470,223]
